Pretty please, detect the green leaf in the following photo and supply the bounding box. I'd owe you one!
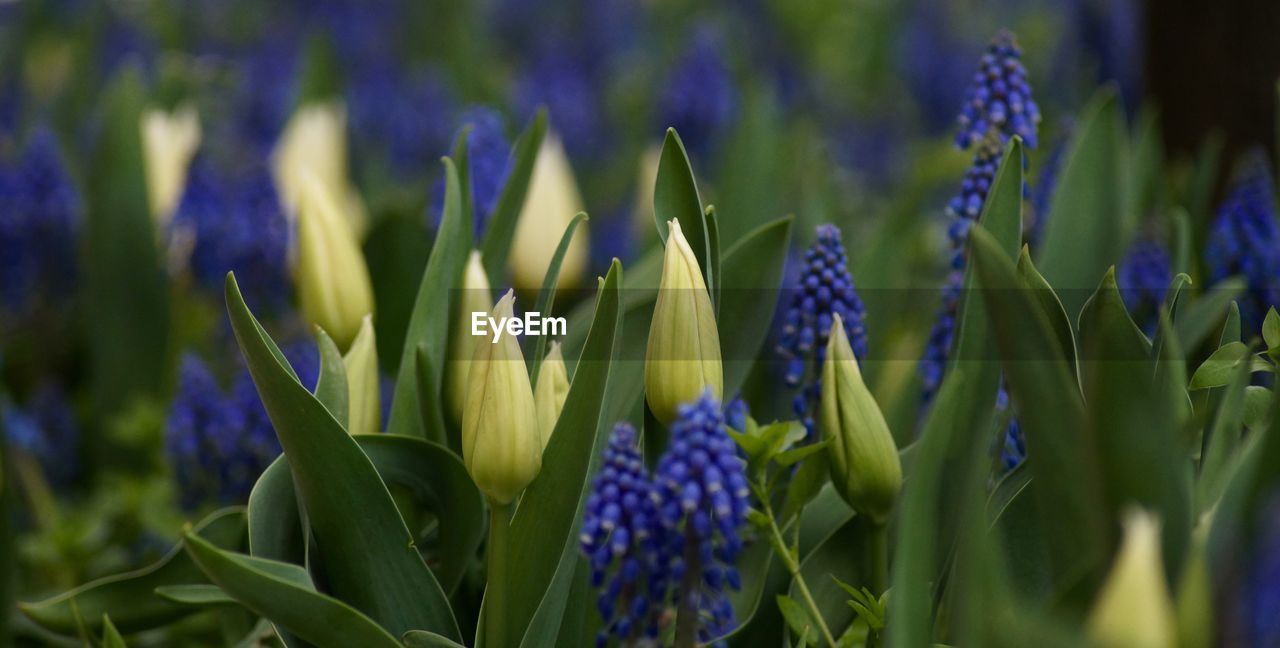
[1196,349,1253,514]
[776,440,829,468]
[1244,385,1271,432]
[492,261,625,648]
[183,532,401,648]
[1016,246,1079,378]
[482,108,548,287]
[776,595,818,646]
[84,65,170,418]
[403,630,469,648]
[388,157,472,443]
[19,508,246,636]
[705,205,722,311]
[782,453,830,525]
[1188,342,1251,390]
[1208,382,1280,579]
[314,327,350,429]
[788,518,870,641]
[102,615,127,648]
[529,211,590,387]
[719,216,795,396]
[1175,277,1245,353]
[653,129,711,286]
[1264,308,1280,356]
[450,125,474,234]
[225,274,460,640]
[1037,87,1129,321]
[153,584,236,607]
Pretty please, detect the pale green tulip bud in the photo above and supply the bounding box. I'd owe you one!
[1088,508,1178,648]
[534,341,570,451]
[463,290,541,505]
[273,101,369,238]
[342,314,380,435]
[820,312,901,524]
[295,173,375,350]
[1175,514,1212,648]
[141,103,201,226]
[447,250,492,424]
[644,218,722,424]
[509,133,589,291]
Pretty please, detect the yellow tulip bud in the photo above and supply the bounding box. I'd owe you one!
[462,290,541,505]
[342,314,380,435]
[295,174,375,350]
[820,312,901,524]
[509,133,589,291]
[631,143,662,243]
[534,341,570,451]
[447,250,492,425]
[141,103,201,225]
[1088,508,1178,648]
[273,101,368,238]
[1175,515,1212,648]
[645,218,722,424]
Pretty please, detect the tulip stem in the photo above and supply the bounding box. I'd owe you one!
[869,522,889,596]
[485,503,512,648]
[762,499,838,648]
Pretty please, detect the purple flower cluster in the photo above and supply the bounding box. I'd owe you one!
[1206,152,1280,334]
[580,393,750,645]
[955,30,1041,150]
[2,383,80,488]
[430,107,512,238]
[1117,237,1172,336]
[658,27,737,160]
[776,225,868,435]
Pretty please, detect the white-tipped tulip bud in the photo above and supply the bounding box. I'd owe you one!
[509,133,589,291]
[295,174,375,350]
[447,251,492,425]
[820,313,901,524]
[141,103,201,225]
[1088,508,1178,648]
[534,341,570,451]
[273,101,368,237]
[645,218,722,424]
[343,314,380,435]
[463,290,541,505]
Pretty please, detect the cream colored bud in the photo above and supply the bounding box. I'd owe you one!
[447,251,492,424]
[141,103,201,225]
[273,101,368,237]
[342,314,380,435]
[295,174,375,350]
[820,313,901,523]
[1088,508,1178,648]
[462,290,541,505]
[534,342,570,451]
[509,133,589,291]
[644,218,722,424]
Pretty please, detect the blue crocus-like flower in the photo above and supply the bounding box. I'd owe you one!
[1117,237,1172,336]
[658,27,737,160]
[955,30,1041,150]
[580,423,666,646]
[653,391,750,643]
[1206,152,1280,334]
[0,127,80,320]
[776,225,868,434]
[2,383,80,489]
[430,107,511,237]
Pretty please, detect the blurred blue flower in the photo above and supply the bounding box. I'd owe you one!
[430,107,511,237]
[580,423,666,647]
[2,383,79,488]
[955,30,1041,150]
[0,127,80,321]
[514,51,605,162]
[776,225,868,435]
[1028,127,1071,247]
[1246,496,1280,646]
[1206,152,1280,334]
[1117,236,1171,336]
[658,27,737,160]
[724,395,749,433]
[227,42,301,155]
[653,392,749,642]
[348,63,456,180]
[901,0,981,134]
[995,385,1024,472]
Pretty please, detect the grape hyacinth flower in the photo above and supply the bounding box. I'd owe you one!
[1206,152,1280,334]
[580,424,666,646]
[653,392,750,643]
[658,27,737,160]
[430,107,512,237]
[2,383,80,489]
[995,386,1024,472]
[776,225,868,435]
[1117,237,1172,336]
[955,30,1041,150]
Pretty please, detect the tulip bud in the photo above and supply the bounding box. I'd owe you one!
[141,103,201,225]
[295,173,375,350]
[534,341,570,451]
[1088,508,1177,648]
[631,143,662,243]
[645,218,722,424]
[509,133,589,291]
[820,312,901,524]
[447,251,492,424]
[343,314,380,435]
[273,101,369,238]
[1175,515,1212,648]
[463,290,541,505]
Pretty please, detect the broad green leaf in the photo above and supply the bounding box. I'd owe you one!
[1037,87,1129,321]
[481,109,548,286]
[719,216,795,397]
[19,508,246,636]
[154,584,236,607]
[1196,350,1253,514]
[225,274,460,640]
[653,129,712,288]
[1128,105,1165,224]
[1016,246,1079,379]
[1208,383,1280,578]
[183,533,401,648]
[1264,308,1280,357]
[403,630,468,648]
[529,212,589,387]
[1244,385,1271,432]
[776,594,818,646]
[102,615,127,648]
[84,66,169,417]
[314,327,350,429]
[1188,342,1251,390]
[389,158,471,443]
[1175,277,1245,353]
[495,261,625,648]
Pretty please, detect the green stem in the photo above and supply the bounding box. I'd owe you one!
[763,499,837,648]
[868,522,888,596]
[485,503,512,648]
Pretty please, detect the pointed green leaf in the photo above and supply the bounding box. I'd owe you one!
[102,615,127,648]
[1264,308,1280,354]
[720,216,794,397]
[1197,349,1253,514]
[1176,277,1245,353]
[482,109,549,286]
[403,630,468,648]
[153,584,236,607]
[529,211,589,386]
[314,327,349,429]
[653,129,711,284]
[1189,342,1251,390]
[1016,246,1079,378]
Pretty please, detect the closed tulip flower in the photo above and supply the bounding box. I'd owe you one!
[509,133,589,291]
[342,314,379,435]
[1088,508,1177,648]
[295,174,375,350]
[447,250,492,425]
[273,101,369,237]
[534,341,570,451]
[141,103,201,226]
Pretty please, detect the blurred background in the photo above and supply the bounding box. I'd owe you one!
[1,0,1278,644]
